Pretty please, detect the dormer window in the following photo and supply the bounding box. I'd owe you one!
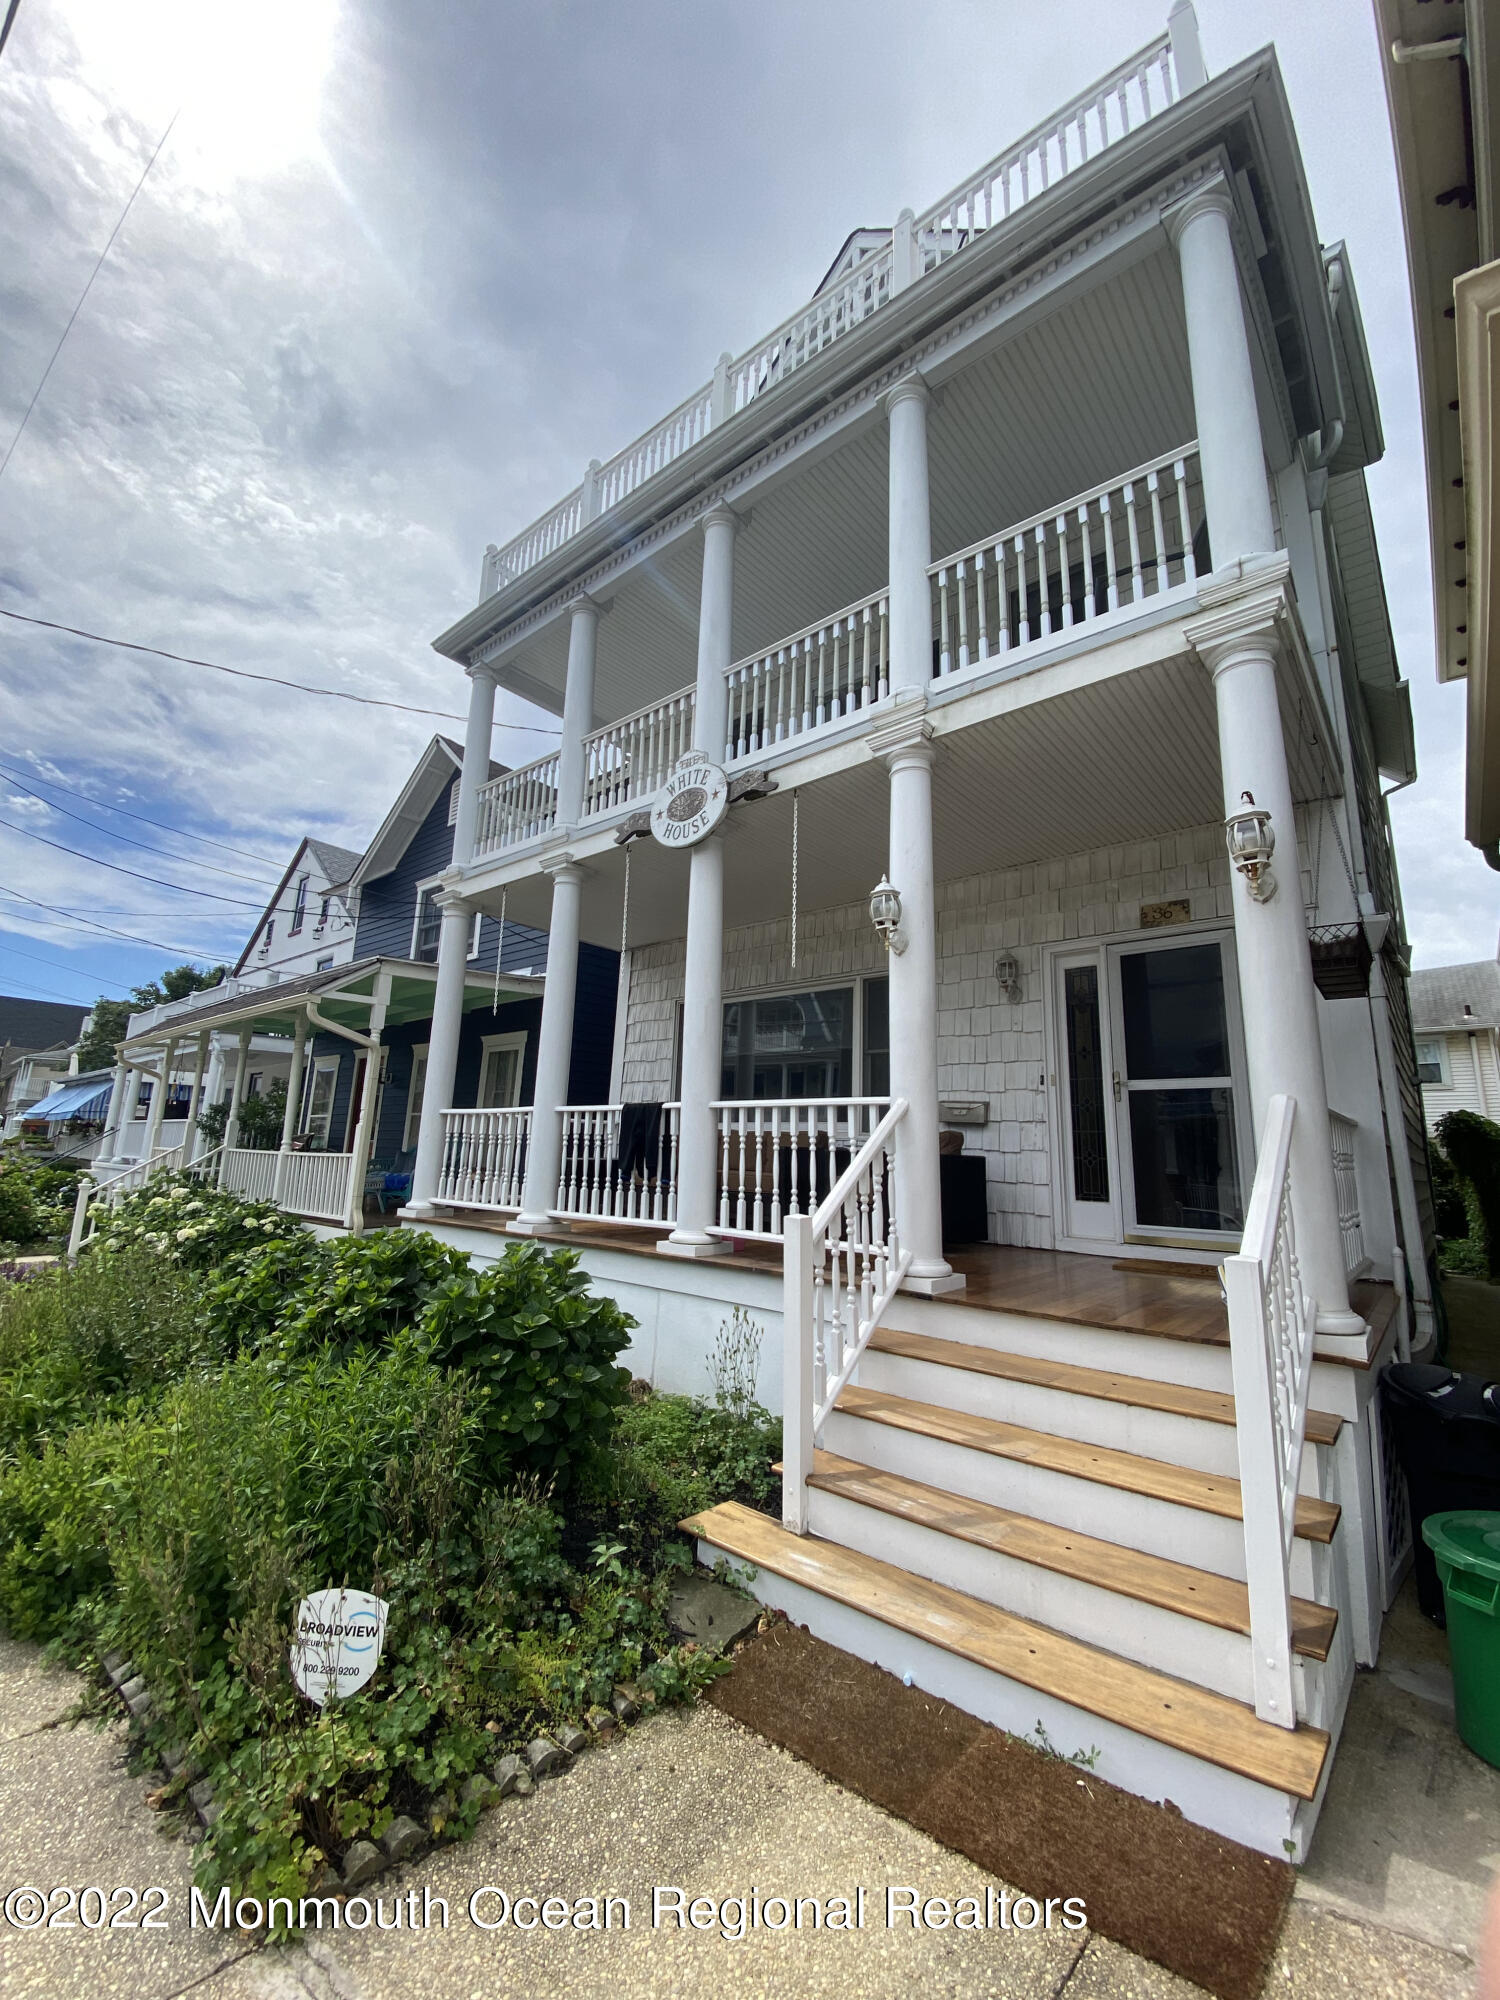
[259,919,275,953]
[290,876,309,935]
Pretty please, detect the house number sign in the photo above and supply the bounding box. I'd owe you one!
[650,753,729,847]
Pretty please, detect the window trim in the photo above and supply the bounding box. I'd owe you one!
[403,1043,430,1152]
[289,875,309,935]
[302,1055,340,1149]
[717,972,889,1102]
[1415,1036,1449,1087]
[478,1030,528,1108]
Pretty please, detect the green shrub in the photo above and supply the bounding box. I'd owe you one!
[200,1233,329,1353]
[1435,1110,1500,1280]
[92,1178,306,1272]
[235,1081,288,1152]
[598,1391,781,1541]
[419,1244,634,1486]
[1430,1141,1471,1242]
[0,1173,38,1248]
[273,1230,468,1361]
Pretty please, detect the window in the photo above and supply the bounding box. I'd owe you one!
[479,1032,527,1108]
[303,1057,339,1148]
[863,978,890,1097]
[404,1044,430,1152]
[317,894,331,929]
[721,987,855,1099]
[246,1072,262,1098]
[290,875,309,934]
[316,955,334,971]
[1416,1038,1447,1087]
[261,919,275,950]
[447,778,461,826]
[414,890,441,961]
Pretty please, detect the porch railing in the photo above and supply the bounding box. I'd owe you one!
[723,590,889,763]
[582,689,697,818]
[473,752,561,857]
[930,446,1203,679]
[437,1107,532,1210]
[1327,1110,1366,1277]
[712,1098,891,1241]
[276,1150,358,1223]
[218,1147,280,1204]
[553,1104,681,1225]
[66,1139,195,1258]
[1221,1093,1315,1728]
[782,1098,911,1532]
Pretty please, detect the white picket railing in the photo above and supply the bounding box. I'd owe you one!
[218,1147,280,1204]
[473,753,561,857]
[723,591,890,763]
[725,246,894,415]
[66,1139,195,1257]
[1328,1110,1365,1277]
[276,1149,357,1222]
[553,1104,681,1225]
[596,386,715,514]
[712,1098,891,1241]
[437,1107,532,1210]
[582,688,698,818]
[1221,1094,1315,1728]
[930,447,1203,679]
[782,1098,911,1533]
[482,490,588,595]
[913,34,1176,274]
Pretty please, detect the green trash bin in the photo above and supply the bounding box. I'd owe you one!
[1422,1512,1500,1769]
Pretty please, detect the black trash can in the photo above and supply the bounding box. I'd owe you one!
[1381,1363,1500,1622]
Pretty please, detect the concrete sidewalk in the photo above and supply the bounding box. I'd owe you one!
[0,1630,1484,2000]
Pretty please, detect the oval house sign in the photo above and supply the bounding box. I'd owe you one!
[650,753,729,848]
[290,1587,390,1706]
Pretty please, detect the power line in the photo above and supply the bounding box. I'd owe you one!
[0,110,179,484]
[0,887,215,960]
[0,940,130,992]
[0,606,563,732]
[0,0,22,63]
[0,813,267,907]
[0,770,281,889]
[0,754,285,867]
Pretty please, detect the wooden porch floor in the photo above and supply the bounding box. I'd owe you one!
[422,1207,1394,1359]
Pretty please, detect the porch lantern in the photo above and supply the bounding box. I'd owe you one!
[994,952,1023,1003]
[869,876,907,954]
[1224,791,1277,903]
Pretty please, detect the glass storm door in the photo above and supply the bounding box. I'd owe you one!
[1109,936,1245,1244]
[1055,951,1118,1241]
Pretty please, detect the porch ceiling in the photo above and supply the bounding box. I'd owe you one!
[493,245,1197,730]
[481,648,1333,952]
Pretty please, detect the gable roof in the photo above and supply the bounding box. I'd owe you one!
[347,736,505,891]
[231,834,367,977]
[0,995,89,1052]
[1410,958,1500,1033]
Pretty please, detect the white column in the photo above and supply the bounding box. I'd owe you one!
[663,501,737,1256]
[143,1037,177,1160]
[223,1026,253,1154]
[886,375,933,695]
[405,890,475,1217]
[345,975,390,1234]
[98,1061,131,1165]
[556,596,600,827]
[180,1032,209,1164]
[273,1013,308,1201]
[451,666,498,866]
[510,862,584,1234]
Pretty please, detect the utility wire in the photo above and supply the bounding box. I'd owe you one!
[0,814,268,907]
[0,111,179,484]
[0,607,564,732]
[0,754,285,867]
[0,770,281,889]
[0,887,215,960]
[0,940,131,992]
[0,0,22,63]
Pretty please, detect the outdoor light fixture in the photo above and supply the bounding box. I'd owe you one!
[869,876,907,954]
[995,952,1023,1003]
[1224,790,1277,902]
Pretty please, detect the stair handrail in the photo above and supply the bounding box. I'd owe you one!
[1221,1092,1315,1729]
[66,1140,218,1260]
[782,1096,911,1533]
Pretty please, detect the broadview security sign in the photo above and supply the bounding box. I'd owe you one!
[290,1588,389,1705]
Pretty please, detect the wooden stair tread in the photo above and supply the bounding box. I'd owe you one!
[683,1500,1330,1801]
[834,1384,1341,1543]
[867,1323,1343,1446]
[801,1450,1337,1661]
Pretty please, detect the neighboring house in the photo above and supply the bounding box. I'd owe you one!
[14,1067,117,1162]
[387,6,1438,1864]
[0,996,91,1139]
[1410,956,1500,1128]
[1377,1,1500,859]
[233,836,362,982]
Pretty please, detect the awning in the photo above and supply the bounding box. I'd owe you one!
[25,1078,112,1122]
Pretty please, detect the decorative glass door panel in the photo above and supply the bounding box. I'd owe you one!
[1054,951,1119,1242]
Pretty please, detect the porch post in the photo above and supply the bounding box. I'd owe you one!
[663,501,737,1257]
[405,889,475,1217]
[510,860,584,1233]
[452,666,498,865]
[98,1061,131,1165]
[180,1031,209,1165]
[344,976,390,1234]
[143,1036,177,1162]
[556,596,600,828]
[273,1013,308,1202]
[1170,177,1361,1338]
[879,373,959,1292]
[223,1025,253,1164]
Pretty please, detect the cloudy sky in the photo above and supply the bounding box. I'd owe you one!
[0,0,1492,1024]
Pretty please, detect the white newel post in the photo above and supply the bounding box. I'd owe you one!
[556,596,600,829]
[452,665,499,866]
[879,374,959,1292]
[1169,177,1361,1339]
[510,861,585,1233]
[663,501,737,1258]
[98,1061,131,1165]
[1168,0,1207,93]
[223,1027,253,1161]
[274,1013,308,1202]
[180,1032,209,1165]
[143,1036,177,1162]
[405,890,475,1218]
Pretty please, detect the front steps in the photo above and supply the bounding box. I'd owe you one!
[687,1285,1356,1861]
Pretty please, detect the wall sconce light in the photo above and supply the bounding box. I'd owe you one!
[869,876,907,954]
[995,952,1023,1003]
[1224,790,1277,903]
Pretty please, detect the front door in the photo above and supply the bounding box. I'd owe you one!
[1108,934,1246,1247]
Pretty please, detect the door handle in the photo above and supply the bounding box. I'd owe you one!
[1112,1070,1123,1103]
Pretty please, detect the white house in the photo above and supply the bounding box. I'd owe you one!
[232,836,362,984]
[1410,957,1500,1129]
[379,7,1439,1861]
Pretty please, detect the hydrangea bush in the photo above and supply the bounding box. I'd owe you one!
[92,1176,306,1271]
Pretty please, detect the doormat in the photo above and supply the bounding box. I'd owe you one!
[708,1621,1292,2000]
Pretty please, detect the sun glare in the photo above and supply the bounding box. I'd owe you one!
[57,0,339,183]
